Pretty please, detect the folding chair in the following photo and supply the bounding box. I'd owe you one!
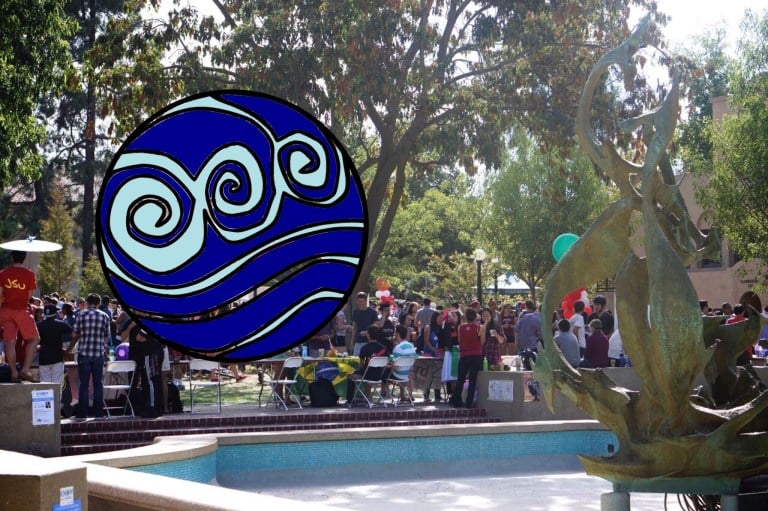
[261,357,304,410]
[350,356,390,408]
[386,356,416,407]
[103,360,137,418]
[188,359,222,413]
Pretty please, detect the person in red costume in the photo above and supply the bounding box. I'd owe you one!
[0,251,40,382]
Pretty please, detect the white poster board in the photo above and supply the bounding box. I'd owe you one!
[488,379,514,401]
[31,389,55,426]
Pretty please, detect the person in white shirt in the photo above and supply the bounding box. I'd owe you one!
[608,329,625,366]
[333,306,350,350]
[391,324,416,401]
[569,300,587,356]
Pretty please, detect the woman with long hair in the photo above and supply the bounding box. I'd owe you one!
[422,310,442,402]
[480,308,505,369]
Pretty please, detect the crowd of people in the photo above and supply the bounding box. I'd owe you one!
[0,250,172,419]
[335,289,768,408]
[700,299,768,365]
[330,292,548,407]
[4,245,766,417]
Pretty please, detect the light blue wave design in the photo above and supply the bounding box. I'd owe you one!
[105,96,348,274]
[221,289,346,354]
[159,96,348,206]
[102,221,363,297]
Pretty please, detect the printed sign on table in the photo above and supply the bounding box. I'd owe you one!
[488,379,515,401]
[31,389,55,426]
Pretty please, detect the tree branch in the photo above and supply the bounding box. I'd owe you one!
[399,0,433,72]
[363,159,408,283]
[362,96,386,138]
[356,157,378,176]
[210,0,237,29]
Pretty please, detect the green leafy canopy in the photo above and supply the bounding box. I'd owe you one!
[0,0,74,187]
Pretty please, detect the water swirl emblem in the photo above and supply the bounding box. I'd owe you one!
[97,91,368,360]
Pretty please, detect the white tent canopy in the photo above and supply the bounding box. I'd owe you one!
[486,273,536,295]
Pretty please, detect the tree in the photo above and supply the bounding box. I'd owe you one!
[698,10,768,267]
[41,0,184,264]
[675,27,731,174]
[372,178,482,301]
[485,129,613,301]
[79,254,110,297]
[426,253,507,306]
[0,0,73,187]
[38,187,80,296]
[138,0,665,293]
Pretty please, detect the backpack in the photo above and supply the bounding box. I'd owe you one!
[309,378,338,407]
[167,380,184,413]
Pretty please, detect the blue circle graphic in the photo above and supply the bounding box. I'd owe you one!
[97,91,368,361]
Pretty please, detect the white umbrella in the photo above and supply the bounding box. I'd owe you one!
[0,236,62,252]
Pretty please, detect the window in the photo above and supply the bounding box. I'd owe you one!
[699,229,722,268]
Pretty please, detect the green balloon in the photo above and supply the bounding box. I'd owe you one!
[552,233,579,262]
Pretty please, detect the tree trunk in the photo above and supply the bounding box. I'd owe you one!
[81,0,96,265]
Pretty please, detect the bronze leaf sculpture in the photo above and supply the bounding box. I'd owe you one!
[535,15,768,494]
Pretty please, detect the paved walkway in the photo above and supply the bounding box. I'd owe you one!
[223,456,679,510]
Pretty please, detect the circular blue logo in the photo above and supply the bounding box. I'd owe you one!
[97,91,368,360]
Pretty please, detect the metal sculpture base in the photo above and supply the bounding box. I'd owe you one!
[610,476,740,495]
[601,492,739,511]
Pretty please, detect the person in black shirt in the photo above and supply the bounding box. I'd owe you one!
[587,295,614,337]
[128,323,165,418]
[351,291,379,356]
[346,325,389,403]
[37,304,72,384]
[376,303,395,354]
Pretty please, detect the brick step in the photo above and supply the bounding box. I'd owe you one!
[62,416,501,447]
[61,407,488,434]
[61,416,501,456]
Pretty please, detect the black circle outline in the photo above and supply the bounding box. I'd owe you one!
[96,89,369,362]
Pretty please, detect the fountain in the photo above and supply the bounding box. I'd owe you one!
[536,14,768,510]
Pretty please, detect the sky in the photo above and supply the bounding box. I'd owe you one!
[173,0,761,54]
[651,0,762,54]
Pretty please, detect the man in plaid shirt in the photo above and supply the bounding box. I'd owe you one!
[70,293,111,419]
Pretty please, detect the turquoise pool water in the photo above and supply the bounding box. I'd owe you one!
[128,430,680,510]
[124,430,681,511]
[129,429,617,485]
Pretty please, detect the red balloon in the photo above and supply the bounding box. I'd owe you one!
[561,288,588,319]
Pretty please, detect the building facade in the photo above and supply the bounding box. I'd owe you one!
[678,96,767,312]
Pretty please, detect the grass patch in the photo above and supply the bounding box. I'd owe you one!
[177,367,270,407]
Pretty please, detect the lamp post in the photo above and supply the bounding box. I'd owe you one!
[491,257,499,298]
[473,248,487,305]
